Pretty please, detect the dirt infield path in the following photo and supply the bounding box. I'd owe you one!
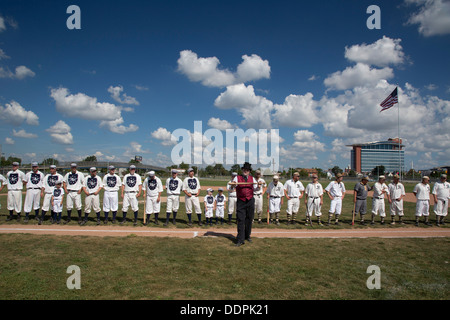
[0,224,448,239]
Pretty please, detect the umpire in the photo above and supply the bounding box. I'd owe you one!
[353,175,372,225]
[233,162,255,247]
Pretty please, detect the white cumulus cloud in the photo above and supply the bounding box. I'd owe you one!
[405,0,450,36]
[177,50,270,88]
[46,120,74,145]
[0,101,39,126]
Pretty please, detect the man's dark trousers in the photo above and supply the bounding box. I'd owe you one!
[236,197,255,243]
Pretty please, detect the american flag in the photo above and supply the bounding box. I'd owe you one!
[380,87,398,112]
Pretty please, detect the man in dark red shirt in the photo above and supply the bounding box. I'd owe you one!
[232,162,256,246]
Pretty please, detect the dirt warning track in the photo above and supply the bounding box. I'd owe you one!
[0,224,448,239]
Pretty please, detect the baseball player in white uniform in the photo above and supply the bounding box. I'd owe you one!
[325,173,346,225]
[164,169,183,226]
[0,174,6,210]
[51,180,65,224]
[388,174,406,225]
[284,172,304,225]
[143,171,163,225]
[371,175,389,225]
[40,165,64,225]
[226,172,238,224]
[266,175,284,225]
[413,176,431,226]
[432,174,449,226]
[23,162,45,222]
[215,187,227,225]
[6,162,26,221]
[304,174,324,225]
[204,188,215,226]
[63,163,84,223]
[102,165,122,224]
[80,167,103,226]
[253,170,267,224]
[121,165,142,226]
[183,168,202,226]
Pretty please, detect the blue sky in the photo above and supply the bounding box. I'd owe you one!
[1,0,449,171]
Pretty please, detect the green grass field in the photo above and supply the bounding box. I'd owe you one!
[0,178,448,300]
[0,235,448,300]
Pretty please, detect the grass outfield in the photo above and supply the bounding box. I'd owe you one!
[0,234,448,300]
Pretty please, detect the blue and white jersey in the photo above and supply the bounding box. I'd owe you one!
[166,177,183,195]
[182,176,201,195]
[83,175,103,194]
[143,176,163,197]
[214,194,226,207]
[43,173,64,193]
[122,173,142,192]
[102,173,122,192]
[52,187,65,203]
[63,171,84,190]
[6,169,26,190]
[25,170,45,189]
[204,195,215,209]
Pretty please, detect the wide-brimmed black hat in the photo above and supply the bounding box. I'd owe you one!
[241,162,252,171]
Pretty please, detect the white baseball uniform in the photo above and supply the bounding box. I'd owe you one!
[183,176,201,214]
[215,193,227,218]
[432,181,449,217]
[388,182,405,216]
[63,170,84,210]
[371,182,389,217]
[42,173,64,211]
[227,180,237,216]
[102,173,122,212]
[305,182,323,217]
[23,170,45,213]
[284,179,305,215]
[325,181,346,215]
[83,175,103,214]
[413,183,430,217]
[267,181,284,213]
[0,174,6,209]
[122,173,142,212]
[166,176,183,213]
[6,169,26,213]
[52,187,65,213]
[143,176,163,214]
[204,194,215,218]
[253,178,266,218]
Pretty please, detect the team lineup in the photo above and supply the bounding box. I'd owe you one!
[0,162,449,231]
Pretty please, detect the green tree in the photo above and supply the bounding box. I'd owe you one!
[41,158,59,166]
[371,165,385,177]
[331,166,343,176]
[83,155,97,162]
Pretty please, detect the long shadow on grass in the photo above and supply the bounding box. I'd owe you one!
[203,231,236,243]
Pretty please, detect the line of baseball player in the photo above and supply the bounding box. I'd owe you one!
[1,162,448,227]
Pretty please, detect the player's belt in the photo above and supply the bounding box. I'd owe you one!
[309,196,319,199]
[9,189,21,191]
[270,196,280,198]
[67,189,79,192]
[374,197,383,199]
[169,193,180,195]
[125,191,136,193]
[28,187,41,190]
[254,193,262,196]
[395,199,401,201]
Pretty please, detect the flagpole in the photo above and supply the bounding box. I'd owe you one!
[397,86,401,181]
